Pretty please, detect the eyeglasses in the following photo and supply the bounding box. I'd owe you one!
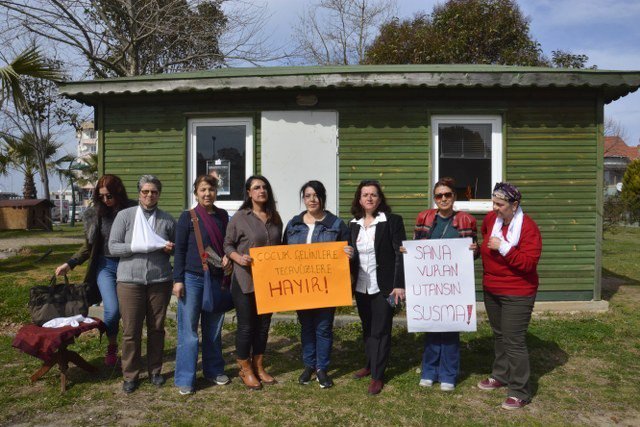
[434,192,454,201]
[140,189,159,195]
[99,193,113,200]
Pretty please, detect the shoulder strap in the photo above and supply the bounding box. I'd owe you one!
[189,209,209,271]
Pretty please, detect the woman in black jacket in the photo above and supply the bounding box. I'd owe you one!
[349,180,406,395]
[55,174,130,367]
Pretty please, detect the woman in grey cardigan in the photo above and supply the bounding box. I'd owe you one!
[109,175,176,394]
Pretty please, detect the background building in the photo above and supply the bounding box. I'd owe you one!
[604,136,640,196]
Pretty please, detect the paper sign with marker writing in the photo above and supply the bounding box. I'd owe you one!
[250,241,352,314]
[402,238,477,332]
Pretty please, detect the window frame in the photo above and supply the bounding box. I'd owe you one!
[188,117,254,212]
[431,115,503,213]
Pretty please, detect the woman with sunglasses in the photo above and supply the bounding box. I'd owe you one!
[109,175,176,394]
[349,180,406,395]
[224,175,282,390]
[412,177,478,391]
[55,174,132,367]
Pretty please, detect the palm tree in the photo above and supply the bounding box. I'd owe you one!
[75,153,99,188]
[0,47,61,111]
[0,132,62,199]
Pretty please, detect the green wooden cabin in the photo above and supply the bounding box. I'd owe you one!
[59,65,640,302]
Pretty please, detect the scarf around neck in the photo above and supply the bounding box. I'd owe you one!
[195,204,226,256]
[490,206,524,256]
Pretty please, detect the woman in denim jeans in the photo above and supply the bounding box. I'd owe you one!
[410,177,478,392]
[172,175,232,395]
[55,174,131,367]
[283,180,353,388]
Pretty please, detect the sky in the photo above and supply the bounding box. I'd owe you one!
[2,0,639,195]
[264,0,640,143]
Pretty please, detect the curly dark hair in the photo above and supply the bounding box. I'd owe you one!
[350,179,391,219]
[92,174,129,218]
[239,175,282,226]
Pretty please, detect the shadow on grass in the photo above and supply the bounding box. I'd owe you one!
[0,245,76,274]
[601,267,640,301]
[459,332,568,398]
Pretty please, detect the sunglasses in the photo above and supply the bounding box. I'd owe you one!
[434,192,454,200]
[141,189,159,195]
[99,193,113,200]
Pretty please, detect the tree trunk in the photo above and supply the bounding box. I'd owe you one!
[38,157,50,201]
[23,170,37,199]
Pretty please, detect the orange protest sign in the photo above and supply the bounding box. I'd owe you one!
[249,241,352,314]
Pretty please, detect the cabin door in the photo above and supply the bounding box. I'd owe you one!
[261,111,339,222]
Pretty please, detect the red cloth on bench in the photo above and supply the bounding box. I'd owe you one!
[12,319,105,362]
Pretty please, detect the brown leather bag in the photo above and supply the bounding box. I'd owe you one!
[29,275,88,326]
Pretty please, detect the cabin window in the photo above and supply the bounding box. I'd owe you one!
[431,115,503,212]
[188,118,254,212]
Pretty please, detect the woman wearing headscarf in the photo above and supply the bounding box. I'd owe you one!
[109,175,176,394]
[172,175,232,395]
[55,174,131,367]
[477,182,542,410]
[224,175,282,390]
[282,180,353,389]
[412,177,478,391]
[349,179,405,395]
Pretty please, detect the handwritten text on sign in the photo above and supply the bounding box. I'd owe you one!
[250,241,352,314]
[402,238,477,332]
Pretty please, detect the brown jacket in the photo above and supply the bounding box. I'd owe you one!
[223,208,282,293]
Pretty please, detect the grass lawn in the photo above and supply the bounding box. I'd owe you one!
[0,223,85,240]
[1,227,639,425]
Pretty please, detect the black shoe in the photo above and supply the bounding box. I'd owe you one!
[122,380,137,394]
[298,366,315,385]
[150,373,165,387]
[316,369,334,389]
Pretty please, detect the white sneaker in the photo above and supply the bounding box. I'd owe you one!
[440,382,455,391]
[419,379,434,387]
[178,386,194,395]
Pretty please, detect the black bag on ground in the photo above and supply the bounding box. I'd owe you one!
[29,275,89,326]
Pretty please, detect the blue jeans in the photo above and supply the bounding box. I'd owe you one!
[96,256,120,338]
[175,272,226,388]
[421,332,460,384]
[297,307,335,371]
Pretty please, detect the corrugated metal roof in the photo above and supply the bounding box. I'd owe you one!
[59,64,640,104]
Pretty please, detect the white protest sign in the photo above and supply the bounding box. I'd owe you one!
[402,238,477,332]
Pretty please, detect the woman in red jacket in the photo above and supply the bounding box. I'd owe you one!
[477,182,542,410]
[413,177,478,392]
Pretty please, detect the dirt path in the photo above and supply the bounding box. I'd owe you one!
[0,236,84,258]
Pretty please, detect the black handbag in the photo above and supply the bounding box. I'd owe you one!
[29,275,89,326]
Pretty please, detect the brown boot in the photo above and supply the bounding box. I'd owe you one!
[252,354,277,385]
[237,359,262,390]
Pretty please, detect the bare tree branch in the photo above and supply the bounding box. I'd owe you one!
[292,0,398,65]
[1,0,285,76]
